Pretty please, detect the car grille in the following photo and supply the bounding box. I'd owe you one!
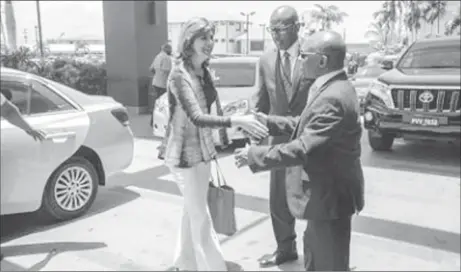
[391,88,460,113]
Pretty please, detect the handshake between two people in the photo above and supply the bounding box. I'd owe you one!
[231,111,269,169]
[231,110,269,143]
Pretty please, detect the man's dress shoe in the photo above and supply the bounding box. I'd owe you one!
[259,251,298,267]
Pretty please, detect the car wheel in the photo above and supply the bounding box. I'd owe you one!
[41,156,99,221]
[368,130,395,151]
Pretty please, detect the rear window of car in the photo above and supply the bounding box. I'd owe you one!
[209,62,256,88]
[398,43,460,69]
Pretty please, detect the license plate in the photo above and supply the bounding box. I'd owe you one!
[410,117,439,126]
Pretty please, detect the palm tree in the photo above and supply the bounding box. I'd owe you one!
[32,42,50,56]
[364,21,389,50]
[421,0,448,35]
[445,7,461,35]
[402,0,426,42]
[373,1,405,45]
[309,4,348,31]
[4,0,17,51]
[1,25,7,52]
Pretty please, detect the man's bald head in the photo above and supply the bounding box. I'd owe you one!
[302,31,346,71]
[270,5,299,26]
[268,6,300,50]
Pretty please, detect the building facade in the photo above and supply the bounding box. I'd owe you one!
[168,19,247,55]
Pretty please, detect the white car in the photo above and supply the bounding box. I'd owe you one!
[152,56,260,146]
[350,64,387,109]
[1,67,134,221]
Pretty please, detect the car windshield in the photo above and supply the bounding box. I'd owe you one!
[398,44,460,69]
[209,62,256,88]
[355,66,386,78]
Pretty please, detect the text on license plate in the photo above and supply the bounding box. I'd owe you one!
[410,117,439,126]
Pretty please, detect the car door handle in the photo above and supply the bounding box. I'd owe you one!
[45,131,76,143]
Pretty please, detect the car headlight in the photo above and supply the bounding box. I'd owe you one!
[223,99,249,116]
[368,80,394,108]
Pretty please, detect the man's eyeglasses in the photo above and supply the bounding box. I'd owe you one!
[298,52,327,60]
[266,24,295,34]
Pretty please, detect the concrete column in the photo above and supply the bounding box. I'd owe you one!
[102,1,168,114]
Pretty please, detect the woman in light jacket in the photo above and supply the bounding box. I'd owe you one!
[162,17,268,271]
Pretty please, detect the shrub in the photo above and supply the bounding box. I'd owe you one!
[1,47,107,95]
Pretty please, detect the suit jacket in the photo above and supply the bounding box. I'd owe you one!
[252,44,314,145]
[248,71,365,220]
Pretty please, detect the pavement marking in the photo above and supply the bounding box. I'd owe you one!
[125,185,182,204]
[125,185,270,242]
[157,164,460,233]
[122,160,164,174]
[351,232,460,265]
[1,187,269,271]
[142,173,460,255]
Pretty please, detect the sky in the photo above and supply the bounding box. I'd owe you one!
[3,1,384,44]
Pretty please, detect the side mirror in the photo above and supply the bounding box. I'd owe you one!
[381,60,393,70]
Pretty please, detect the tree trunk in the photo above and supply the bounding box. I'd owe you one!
[1,23,8,51]
[4,0,17,51]
[391,22,395,45]
[437,17,440,35]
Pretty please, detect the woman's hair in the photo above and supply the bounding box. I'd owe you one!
[175,17,217,108]
[167,17,218,123]
[176,17,216,67]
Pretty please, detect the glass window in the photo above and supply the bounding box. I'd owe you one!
[398,44,460,69]
[1,79,74,115]
[0,81,29,114]
[250,41,264,51]
[209,61,257,101]
[209,62,256,88]
[29,81,75,113]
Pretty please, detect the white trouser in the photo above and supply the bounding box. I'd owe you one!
[169,162,227,271]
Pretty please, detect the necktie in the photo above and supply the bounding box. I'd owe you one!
[283,51,292,83]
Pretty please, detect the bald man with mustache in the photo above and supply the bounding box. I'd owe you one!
[237,31,365,271]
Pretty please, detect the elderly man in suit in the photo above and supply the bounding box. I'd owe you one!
[236,31,365,271]
[252,6,315,267]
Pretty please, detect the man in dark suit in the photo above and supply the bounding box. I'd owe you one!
[251,5,315,267]
[237,31,365,271]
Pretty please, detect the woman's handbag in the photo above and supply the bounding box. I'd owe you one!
[207,159,237,236]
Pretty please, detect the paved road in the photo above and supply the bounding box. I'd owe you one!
[1,115,460,271]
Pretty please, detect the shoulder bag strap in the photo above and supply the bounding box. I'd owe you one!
[213,158,227,187]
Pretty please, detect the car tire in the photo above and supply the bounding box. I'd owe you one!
[368,130,395,151]
[40,156,99,222]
